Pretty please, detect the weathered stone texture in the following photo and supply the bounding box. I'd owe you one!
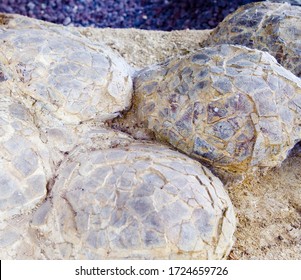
[30,143,235,260]
[0,27,133,124]
[131,44,301,173]
[0,93,51,220]
[203,2,301,77]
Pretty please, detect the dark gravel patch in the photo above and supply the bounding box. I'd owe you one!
[0,0,265,30]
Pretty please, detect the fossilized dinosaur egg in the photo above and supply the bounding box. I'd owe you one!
[202,1,301,77]
[31,143,235,260]
[0,92,51,220]
[0,26,133,124]
[130,44,301,173]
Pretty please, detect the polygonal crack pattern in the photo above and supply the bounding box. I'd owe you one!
[0,94,51,220]
[133,44,301,173]
[0,27,133,125]
[31,143,236,260]
[202,2,301,77]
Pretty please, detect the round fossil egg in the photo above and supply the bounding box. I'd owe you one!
[202,1,301,77]
[31,143,235,260]
[0,27,133,124]
[130,44,301,173]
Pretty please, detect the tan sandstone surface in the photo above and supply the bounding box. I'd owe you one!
[1,13,300,259]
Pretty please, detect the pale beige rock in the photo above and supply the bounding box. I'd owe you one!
[35,115,135,169]
[31,143,235,260]
[0,90,51,221]
[0,126,136,260]
[0,213,43,259]
[0,88,51,258]
[0,13,134,168]
[0,16,133,125]
[267,0,301,7]
[0,13,210,69]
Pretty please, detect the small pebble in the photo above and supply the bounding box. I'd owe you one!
[27,2,35,10]
[63,16,71,26]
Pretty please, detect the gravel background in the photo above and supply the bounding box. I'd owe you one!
[0,0,265,30]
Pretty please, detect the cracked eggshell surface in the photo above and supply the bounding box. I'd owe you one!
[0,91,51,221]
[0,213,42,259]
[202,2,301,77]
[0,25,133,124]
[132,44,301,173]
[31,143,235,260]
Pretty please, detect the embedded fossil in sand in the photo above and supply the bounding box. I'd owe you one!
[202,2,301,77]
[1,3,301,259]
[120,44,301,174]
[31,143,235,260]
[0,17,235,260]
